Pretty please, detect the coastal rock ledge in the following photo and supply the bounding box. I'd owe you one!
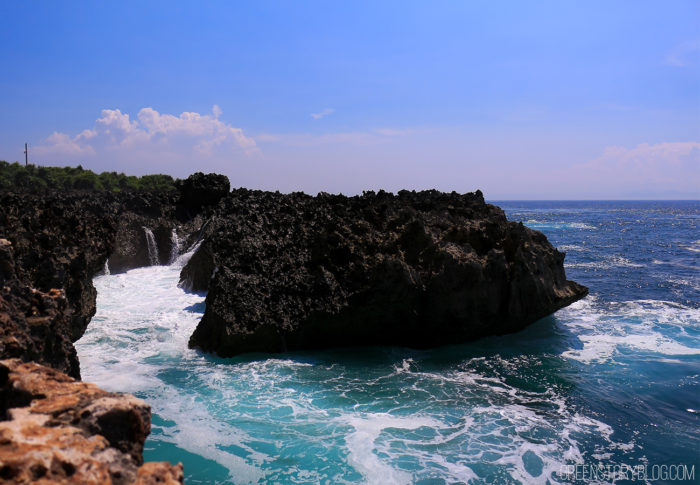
[184,189,588,356]
[0,359,183,484]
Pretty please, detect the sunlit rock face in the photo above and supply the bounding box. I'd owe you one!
[0,359,183,484]
[184,189,588,357]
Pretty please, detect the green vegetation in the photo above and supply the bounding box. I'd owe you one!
[0,161,177,192]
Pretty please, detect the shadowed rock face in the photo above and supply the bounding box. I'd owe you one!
[0,359,183,484]
[0,192,119,378]
[0,174,229,378]
[183,189,588,357]
[175,172,230,220]
[0,174,228,481]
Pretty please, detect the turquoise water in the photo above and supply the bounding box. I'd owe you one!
[76,201,700,484]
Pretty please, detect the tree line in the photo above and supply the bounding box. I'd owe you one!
[0,161,176,192]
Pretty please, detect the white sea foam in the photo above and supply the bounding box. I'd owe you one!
[668,278,700,291]
[78,258,642,483]
[565,256,644,270]
[558,298,700,364]
[340,413,449,485]
[557,244,586,252]
[681,240,700,253]
[525,220,597,230]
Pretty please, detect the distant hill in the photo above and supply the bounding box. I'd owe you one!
[0,161,176,192]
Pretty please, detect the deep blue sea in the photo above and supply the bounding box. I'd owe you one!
[76,200,700,484]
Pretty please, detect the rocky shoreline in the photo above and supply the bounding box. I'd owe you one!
[0,173,228,483]
[0,173,587,482]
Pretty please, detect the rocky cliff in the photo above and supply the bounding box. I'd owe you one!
[0,172,229,482]
[0,192,117,378]
[1,174,588,481]
[0,173,229,378]
[183,189,588,357]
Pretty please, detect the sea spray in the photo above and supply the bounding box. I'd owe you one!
[169,228,181,264]
[143,226,160,266]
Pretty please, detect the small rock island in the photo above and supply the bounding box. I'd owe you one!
[182,187,587,356]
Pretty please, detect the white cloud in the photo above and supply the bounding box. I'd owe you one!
[666,40,700,67]
[585,141,699,170]
[34,106,257,173]
[310,108,334,120]
[39,132,96,156]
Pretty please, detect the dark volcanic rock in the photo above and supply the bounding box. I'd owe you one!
[0,192,118,378]
[0,173,225,378]
[0,173,229,480]
[175,172,230,220]
[184,189,588,357]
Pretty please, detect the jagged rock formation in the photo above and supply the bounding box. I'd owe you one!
[0,359,183,484]
[183,189,588,357]
[0,192,117,378]
[0,173,229,481]
[1,173,587,480]
[109,173,229,273]
[175,172,230,220]
[0,173,229,378]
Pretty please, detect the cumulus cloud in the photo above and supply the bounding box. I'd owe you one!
[666,40,700,67]
[310,108,334,120]
[34,106,257,174]
[38,132,96,156]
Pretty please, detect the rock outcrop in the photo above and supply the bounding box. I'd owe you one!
[175,172,230,220]
[109,173,229,273]
[0,173,230,378]
[0,173,228,481]
[0,192,118,378]
[184,189,588,357]
[0,359,183,484]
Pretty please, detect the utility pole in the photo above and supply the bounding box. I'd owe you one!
[24,143,28,166]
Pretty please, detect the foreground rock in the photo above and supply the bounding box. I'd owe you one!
[184,189,588,357]
[0,359,183,484]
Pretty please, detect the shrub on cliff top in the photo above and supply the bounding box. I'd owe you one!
[0,161,177,192]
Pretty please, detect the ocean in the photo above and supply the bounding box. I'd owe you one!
[75,200,700,484]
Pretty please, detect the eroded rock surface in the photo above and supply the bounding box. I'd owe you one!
[0,173,229,377]
[0,359,183,484]
[0,172,229,481]
[184,189,588,356]
[0,190,118,378]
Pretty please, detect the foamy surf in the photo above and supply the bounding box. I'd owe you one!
[77,261,640,483]
[76,200,700,483]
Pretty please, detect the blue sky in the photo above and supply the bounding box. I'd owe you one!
[1,1,698,198]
